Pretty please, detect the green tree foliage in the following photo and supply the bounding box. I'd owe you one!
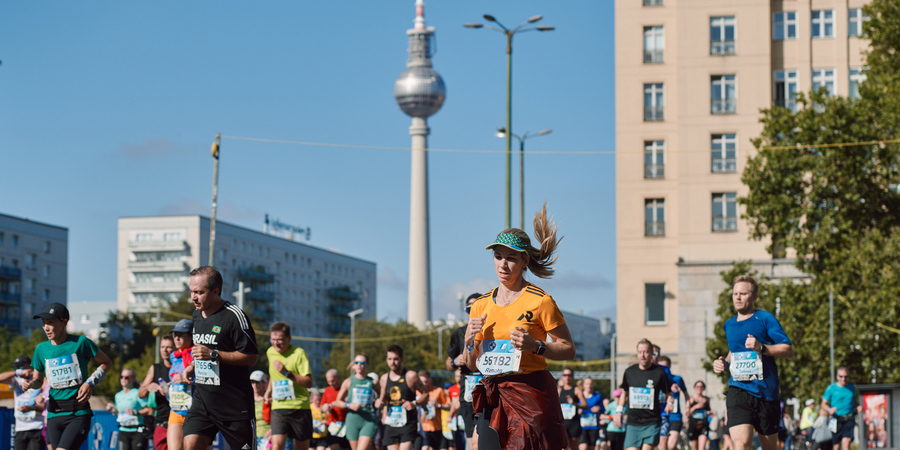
[0,327,47,367]
[707,0,900,399]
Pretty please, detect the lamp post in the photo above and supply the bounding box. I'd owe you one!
[348,308,365,364]
[495,127,552,229]
[465,15,554,229]
[209,134,220,266]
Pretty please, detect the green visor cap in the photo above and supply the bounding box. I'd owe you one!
[486,233,529,252]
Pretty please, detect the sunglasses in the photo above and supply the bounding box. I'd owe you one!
[466,306,472,314]
[354,361,367,365]
[120,376,132,380]
[562,373,573,377]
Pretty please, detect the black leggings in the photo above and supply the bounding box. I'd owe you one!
[608,432,626,450]
[47,415,92,450]
[118,431,147,450]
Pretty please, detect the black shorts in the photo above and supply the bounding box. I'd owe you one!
[118,430,146,450]
[688,418,709,440]
[326,435,350,449]
[726,387,781,436]
[459,399,476,438]
[15,429,46,450]
[183,408,255,450]
[423,431,443,449]
[47,414,92,450]
[272,409,313,441]
[310,437,329,448]
[669,420,683,434]
[580,428,600,445]
[440,433,453,449]
[832,417,855,443]
[382,423,418,446]
[565,418,583,439]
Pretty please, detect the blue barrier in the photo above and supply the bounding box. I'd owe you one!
[1,407,14,450]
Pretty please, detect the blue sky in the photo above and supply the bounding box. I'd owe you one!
[0,1,616,323]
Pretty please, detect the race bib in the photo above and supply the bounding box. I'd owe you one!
[457,415,466,430]
[117,413,141,427]
[629,387,653,410]
[426,404,436,420]
[691,410,706,420]
[476,340,521,376]
[448,417,458,431]
[328,421,346,438]
[313,419,327,435]
[464,375,483,403]
[256,436,270,450]
[561,403,577,420]
[352,387,373,406]
[828,418,838,433]
[168,383,193,411]
[273,379,296,401]
[731,351,763,382]
[14,408,37,422]
[46,354,82,389]
[581,412,599,428]
[385,406,407,427]
[195,360,220,386]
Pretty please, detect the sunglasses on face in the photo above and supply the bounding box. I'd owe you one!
[563,373,573,377]
[354,361,367,365]
[466,306,472,314]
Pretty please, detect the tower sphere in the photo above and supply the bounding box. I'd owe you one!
[394,66,446,118]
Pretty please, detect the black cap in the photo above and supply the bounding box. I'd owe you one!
[12,355,30,368]
[33,302,70,320]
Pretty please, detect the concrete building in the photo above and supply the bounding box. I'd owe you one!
[66,300,117,341]
[118,215,376,377]
[0,213,68,337]
[615,0,865,407]
[564,311,615,362]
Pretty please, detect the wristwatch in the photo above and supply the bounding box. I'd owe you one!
[533,340,547,356]
[210,350,219,361]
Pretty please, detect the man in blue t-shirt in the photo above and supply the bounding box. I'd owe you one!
[713,275,794,450]
[822,367,859,450]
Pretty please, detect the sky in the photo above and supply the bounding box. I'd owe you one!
[0,1,617,324]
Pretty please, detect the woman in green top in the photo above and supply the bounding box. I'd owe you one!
[24,303,113,450]
[333,354,380,450]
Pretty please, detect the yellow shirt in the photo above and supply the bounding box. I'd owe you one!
[267,345,311,410]
[471,283,566,374]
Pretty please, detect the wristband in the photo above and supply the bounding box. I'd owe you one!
[86,367,106,387]
[465,344,474,352]
[282,369,291,377]
[15,369,23,377]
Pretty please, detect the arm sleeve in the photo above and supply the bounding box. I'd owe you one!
[230,311,259,355]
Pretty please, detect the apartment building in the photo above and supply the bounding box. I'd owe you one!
[615,0,866,405]
[0,213,69,337]
[118,215,376,377]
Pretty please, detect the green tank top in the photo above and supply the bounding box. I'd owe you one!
[348,375,376,415]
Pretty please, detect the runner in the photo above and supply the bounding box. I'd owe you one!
[559,367,584,450]
[463,204,574,450]
[446,294,482,450]
[106,367,153,450]
[322,369,350,450]
[686,381,710,450]
[139,334,175,450]
[821,367,859,450]
[333,354,380,450]
[251,370,273,450]
[310,390,331,450]
[24,302,114,450]
[167,319,195,450]
[713,275,794,450]
[266,321,314,450]
[577,377,603,450]
[0,355,46,450]
[374,345,427,450]
[617,339,673,450]
[799,399,816,443]
[417,370,450,450]
[605,389,626,450]
[445,369,466,450]
[182,266,259,450]
[656,356,686,450]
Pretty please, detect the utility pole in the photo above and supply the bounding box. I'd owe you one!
[830,289,835,384]
[209,134,220,266]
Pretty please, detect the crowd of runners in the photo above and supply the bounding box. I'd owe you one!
[0,208,867,450]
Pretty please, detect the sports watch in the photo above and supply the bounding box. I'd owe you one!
[210,350,219,361]
[533,340,547,356]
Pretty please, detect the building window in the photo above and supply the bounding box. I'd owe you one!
[643,0,662,6]
[43,289,50,301]
[711,75,737,114]
[645,283,666,325]
[163,232,181,242]
[24,278,34,294]
[44,241,51,254]
[773,12,797,40]
[12,235,18,247]
[645,199,665,237]
[43,265,50,277]
[643,26,664,63]
[644,83,664,121]
[712,193,738,232]
[849,67,867,100]
[774,70,799,111]
[27,254,37,270]
[135,233,152,242]
[812,68,836,96]
[711,134,738,173]
[811,10,835,38]
[644,141,665,179]
[849,8,867,37]
[0,232,4,245]
[710,16,736,55]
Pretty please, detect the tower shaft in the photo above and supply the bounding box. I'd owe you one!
[407,117,430,329]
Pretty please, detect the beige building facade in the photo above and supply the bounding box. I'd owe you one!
[615,0,868,406]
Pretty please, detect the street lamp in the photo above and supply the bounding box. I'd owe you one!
[496,127,552,229]
[348,308,365,364]
[465,15,554,229]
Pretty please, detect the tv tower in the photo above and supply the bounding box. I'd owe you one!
[394,0,445,329]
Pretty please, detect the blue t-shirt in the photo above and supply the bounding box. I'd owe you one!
[668,375,688,421]
[725,309,791,400]
[823,383,856,416]
[114,388,149,432]
[581,392,604,430]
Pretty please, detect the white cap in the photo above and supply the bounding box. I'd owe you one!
[250,370,267,382]
[806,399,815,406]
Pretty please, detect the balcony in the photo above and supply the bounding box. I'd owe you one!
[645,221,666,237]
[238,268,275,283]
[329,304,358,316]
[128,260,187,272]
[129,281,187,293]
[327,286,360,301]
[711,157,737,173]
[0,292,22,305]
[245,290,275,301]
[710,40,736,55]
[712,216,738,232]
[644,163,665,179]
[0,318,21,331]
[643,50,664,64]
[0,266,22,280]
[128,239,187,251]
[643,0,662,5]
[711,99,736,115]
[644,106,664,122]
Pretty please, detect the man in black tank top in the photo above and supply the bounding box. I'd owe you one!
[375,345,428,450]
[139,334,175,450]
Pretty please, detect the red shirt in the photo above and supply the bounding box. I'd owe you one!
[322,385,347,423]
[448,384,460,400]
